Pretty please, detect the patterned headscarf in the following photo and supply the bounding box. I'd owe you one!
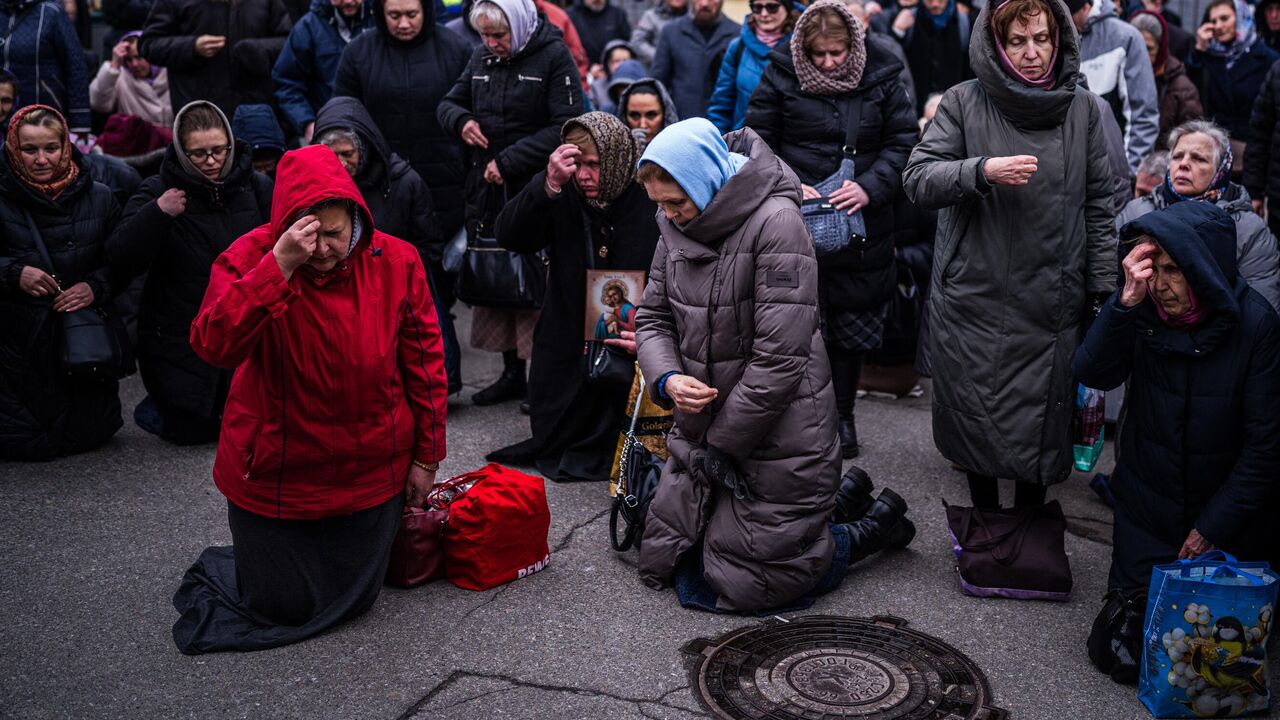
[4,104,79,199]
[1161,141,1234,205]
[1207,0,1257,69]
[561,112,639,209]
[789,0,866,96]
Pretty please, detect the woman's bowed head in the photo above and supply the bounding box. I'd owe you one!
[272,200,360,280]
[1120,238,1198,319]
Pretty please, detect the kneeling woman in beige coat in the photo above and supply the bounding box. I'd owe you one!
[632,118,916,613]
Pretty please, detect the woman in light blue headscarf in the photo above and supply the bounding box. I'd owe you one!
[630,119,916,614]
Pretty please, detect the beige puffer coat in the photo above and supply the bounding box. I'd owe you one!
[634,128,842,613]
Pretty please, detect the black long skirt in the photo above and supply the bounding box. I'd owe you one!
[171,493,404,655]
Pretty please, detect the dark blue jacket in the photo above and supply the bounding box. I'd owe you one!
[1073,202,1280,558]
[0,0,91,130]
[1190,39,1280,142]
[231,104,287,156]
[649,13,739,120]
[271,0,373,134]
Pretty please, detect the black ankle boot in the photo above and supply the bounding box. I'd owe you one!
[828,349,860,458]
[842,488,916,565]
[473,359,527,406]
[833,466,874,523]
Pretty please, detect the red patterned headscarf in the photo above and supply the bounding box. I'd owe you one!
[4,104,79,199]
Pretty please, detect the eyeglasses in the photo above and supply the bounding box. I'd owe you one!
[750,2,783,13]
[185,145,231,162]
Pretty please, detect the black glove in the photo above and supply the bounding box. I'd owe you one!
[691,444,751,501]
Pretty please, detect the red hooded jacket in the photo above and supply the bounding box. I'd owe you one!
[191,145,447,520]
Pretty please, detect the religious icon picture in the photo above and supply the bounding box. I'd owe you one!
[585,269,646,341]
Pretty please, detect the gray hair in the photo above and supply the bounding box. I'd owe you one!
[470,1,510,32]
[1167,120,1231,169]
[316,128,361,151]
[1130,13,1163,44]
[1137,149,1169,178]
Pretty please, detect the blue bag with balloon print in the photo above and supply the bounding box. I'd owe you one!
[1139,551,1279,718]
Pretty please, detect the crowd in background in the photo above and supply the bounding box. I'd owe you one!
[0,0,1277,664]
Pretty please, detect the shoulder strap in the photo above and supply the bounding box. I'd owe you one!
[842,94,864,159]
[733,38,745,66]
[20,209,58,280]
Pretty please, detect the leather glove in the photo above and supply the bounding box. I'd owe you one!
[691,444,751,501]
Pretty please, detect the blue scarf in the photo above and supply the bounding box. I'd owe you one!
[923,0,956,30]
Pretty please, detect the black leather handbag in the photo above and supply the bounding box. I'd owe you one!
[456,188,547,309]
[23,210,128,377]
[585,341,635,385]
[610,383,664,551]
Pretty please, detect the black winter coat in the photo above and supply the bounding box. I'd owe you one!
[140,0,293,119]
[496,172,659,481]
[313,96,442,262]
[1189,39,1280,141]
[333,1,472,235]
[107,141,272,423]
[745,39,918,313]
[1244,58,1280,209]
[437,17,584,228]
[1073,202,1280,566]
[0,151,123,460]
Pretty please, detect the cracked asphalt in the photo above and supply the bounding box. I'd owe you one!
[3,306,1271,719]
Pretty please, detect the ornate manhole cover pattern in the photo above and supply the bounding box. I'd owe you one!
[683,615,1007,720]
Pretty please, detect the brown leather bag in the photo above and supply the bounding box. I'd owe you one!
[385,506,448,588]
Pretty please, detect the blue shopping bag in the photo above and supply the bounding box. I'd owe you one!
[1139,551,1279,718]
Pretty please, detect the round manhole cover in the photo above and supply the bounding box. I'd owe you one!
[683,615,1006,720]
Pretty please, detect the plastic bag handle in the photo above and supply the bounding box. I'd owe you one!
[1178,549,1238,576]
[1211,564,1268,586]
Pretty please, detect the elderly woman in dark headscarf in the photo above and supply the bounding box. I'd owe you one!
[486,112,660,482]
[902,0,1116,511]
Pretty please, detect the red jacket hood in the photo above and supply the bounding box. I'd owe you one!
[269,145,374,244]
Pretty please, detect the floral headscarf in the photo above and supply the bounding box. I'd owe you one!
[4,104,79,199]
[561,111,638,209]
[1207,0,1257,69]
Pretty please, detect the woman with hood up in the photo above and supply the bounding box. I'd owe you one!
[0,105,123,460]
[633,118,915,614]
[617,77,679,151]
[902,0,1117,511]
[746,0,918,460]
[437,0,584,408]
[1075,201,1280,684]
[706,0,797,133]
[107,101,273,445]
[173,145,448,654]
[484,112,659,481]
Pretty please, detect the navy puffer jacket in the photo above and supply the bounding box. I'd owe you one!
[271,0,373,134]
[0,0,91,129]
[1073,201,1280,559]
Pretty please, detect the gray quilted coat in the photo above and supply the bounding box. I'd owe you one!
[634,128,842,612]
[901,0,1117,486]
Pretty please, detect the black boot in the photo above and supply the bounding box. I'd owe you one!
[473,352,527,406]
[1087,589,1145,685]
[842,488,916,565]
[828,348,860,458]
[832,465,874,523]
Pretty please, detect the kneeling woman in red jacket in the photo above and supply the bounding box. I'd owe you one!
[172,145,448,654]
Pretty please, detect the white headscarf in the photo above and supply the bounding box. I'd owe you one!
[483,0,538,55]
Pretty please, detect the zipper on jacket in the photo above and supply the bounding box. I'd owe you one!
[472,74,491,82]
[517,74,542,82]
[565,76,573,105]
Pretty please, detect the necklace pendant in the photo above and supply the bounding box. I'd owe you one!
[598,245,609,258]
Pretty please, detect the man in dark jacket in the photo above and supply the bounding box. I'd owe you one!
[650,0,739,119]
[272,0,373,140]
[140,0,292,118]
[568,0,631,71]
[1075,201,1280,594]
[333,0,471,238]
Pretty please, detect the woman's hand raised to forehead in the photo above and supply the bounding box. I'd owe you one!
[273,214,321,281]
[546,144,581,192]
[1120,242,1160,307]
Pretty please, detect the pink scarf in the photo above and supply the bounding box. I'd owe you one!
[755,26,786,46]
[1150,285,1209,329]
[992,19,1058,89]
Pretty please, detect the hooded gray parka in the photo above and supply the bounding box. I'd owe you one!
[902,0,1118,486]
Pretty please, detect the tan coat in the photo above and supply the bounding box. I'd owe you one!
[635,128,842,613]
[89,63,173,127]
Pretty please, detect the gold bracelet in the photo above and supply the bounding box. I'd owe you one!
[413,460,440,472]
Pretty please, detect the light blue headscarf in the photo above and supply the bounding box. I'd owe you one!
[637,118,748,211]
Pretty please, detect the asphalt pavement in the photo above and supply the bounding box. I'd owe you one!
[1,306,1271,720]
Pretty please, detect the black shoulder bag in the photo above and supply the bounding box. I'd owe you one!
[22,209,128,377]
[456,185,548,309]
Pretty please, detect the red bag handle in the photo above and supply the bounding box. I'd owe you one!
[426,469,487,510]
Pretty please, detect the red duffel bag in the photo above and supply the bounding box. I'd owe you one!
[427,463,551,591]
